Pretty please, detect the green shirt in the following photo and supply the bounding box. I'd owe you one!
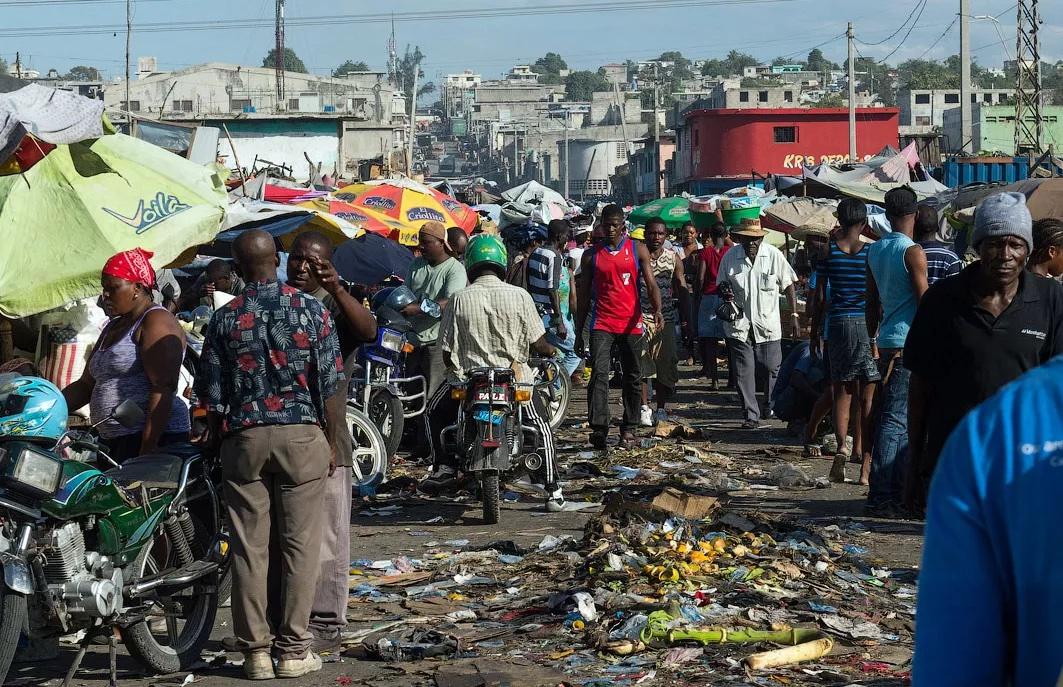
[405,256,467,345]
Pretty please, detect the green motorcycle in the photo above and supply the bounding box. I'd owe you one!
[0,399,228,685]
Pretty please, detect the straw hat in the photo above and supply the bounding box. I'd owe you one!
[732,217,767,238]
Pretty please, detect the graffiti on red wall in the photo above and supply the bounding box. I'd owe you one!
[783,153,874,168]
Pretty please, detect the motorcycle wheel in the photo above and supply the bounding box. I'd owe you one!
[533,363,572,430]
[481,473,501,525]
[0,586,27,685]
[347,404,388,488]
[123,516,218,674]
[368,388,404,458]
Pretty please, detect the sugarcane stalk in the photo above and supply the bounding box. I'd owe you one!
[744,636,834,670]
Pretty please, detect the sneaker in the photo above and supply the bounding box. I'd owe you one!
[311,631,343,653]
[740,419,764,430]
[420,465,457,493]
[545,488,566,512]
[639,405,653,427]
[654,408,669,424]
[275,651,322,679]
[589,432,608,450]
[243,651,275,681]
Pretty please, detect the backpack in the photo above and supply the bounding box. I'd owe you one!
[506,255,530,290]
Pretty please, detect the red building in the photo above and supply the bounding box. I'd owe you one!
[677,107,900,188]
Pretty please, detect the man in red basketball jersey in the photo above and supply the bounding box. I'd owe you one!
[576,204,662,449]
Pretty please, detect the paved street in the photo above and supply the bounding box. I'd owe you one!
[8,363,922,687]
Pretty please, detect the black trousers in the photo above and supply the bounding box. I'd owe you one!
[588,330,643,435]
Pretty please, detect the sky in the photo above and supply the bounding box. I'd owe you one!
[0,0,1058,84]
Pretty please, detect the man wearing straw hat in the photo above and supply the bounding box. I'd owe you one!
[717,218,799,429]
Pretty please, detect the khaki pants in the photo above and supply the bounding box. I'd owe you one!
[309,465,352,637]
[221,424,330,660]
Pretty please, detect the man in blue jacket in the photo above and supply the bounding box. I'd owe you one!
[914,354,1063,685]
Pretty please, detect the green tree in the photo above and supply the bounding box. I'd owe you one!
[897,58,955,89]
[262,47,308,74]
[701,58,726,77]
[64,65,102,81]
[807,48,836,73]
[532,52,568,84]
[333,60,369,77]
[855,57,896,106]
[815,93,846,108]
[724,50,759,75]
[657,51,694,80]
[397,45,435,111]
[564,69,610,101]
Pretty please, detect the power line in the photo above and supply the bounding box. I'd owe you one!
[0,0,797,37]
[873,0,930,64]
[856,0,927,46]
[913,16,959,61]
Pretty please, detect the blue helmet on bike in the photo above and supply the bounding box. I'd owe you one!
[0,376,68,440]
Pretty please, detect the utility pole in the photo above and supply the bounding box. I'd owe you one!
[125,0,131,113]
[14,52,21,79]
[275,0,285,111]
[652,64,661,199]
[847,22,857,162]
[387,18,397,87]
[1015,0,1043,155]
[563,109,570,199]
[408,65,419,175]
[613,80,637,205]
[960,0,973,154]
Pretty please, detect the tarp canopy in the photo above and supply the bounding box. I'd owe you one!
[760,198,838,237]
[629,197,691,229]
[501,180,569,207]
[218,196,363,247]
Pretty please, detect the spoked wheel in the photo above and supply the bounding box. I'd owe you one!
[347,404,388,489]
[368,388,404,459]
[123,517,217,674]
[533,361,571,430]
[0,585,27,686]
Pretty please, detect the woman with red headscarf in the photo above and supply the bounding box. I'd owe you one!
[63,248,190,461]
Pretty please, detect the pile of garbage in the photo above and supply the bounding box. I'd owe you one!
[339,482,915,686]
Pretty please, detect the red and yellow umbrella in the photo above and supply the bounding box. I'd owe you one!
[298,198,408,240]
[336,179,478,234]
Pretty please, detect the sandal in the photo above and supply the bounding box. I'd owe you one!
[803,443,823,458]
[829,453,847,483]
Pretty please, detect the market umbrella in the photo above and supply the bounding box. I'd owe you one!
[218,196,364,248]
[0,133,226,317]
[332,232,413,288]
[629,197,691,229]
[336,178,478,234]
[297,198,407,239]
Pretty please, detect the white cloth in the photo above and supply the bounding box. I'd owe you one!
[0,84,106,161]
[717,242,796,344]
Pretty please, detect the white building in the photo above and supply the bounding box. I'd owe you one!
[897,87,1014,130]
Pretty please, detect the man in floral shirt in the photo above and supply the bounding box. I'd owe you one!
[196,229,342,680]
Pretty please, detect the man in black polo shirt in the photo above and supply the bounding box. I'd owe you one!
[904,192,1063,514]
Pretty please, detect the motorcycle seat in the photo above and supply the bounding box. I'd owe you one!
[102,453,186,490]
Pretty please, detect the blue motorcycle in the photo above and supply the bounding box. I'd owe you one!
[349,286,427,459]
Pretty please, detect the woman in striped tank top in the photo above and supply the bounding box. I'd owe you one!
[811,199,880,485]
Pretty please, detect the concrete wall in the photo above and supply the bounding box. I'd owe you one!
[897,88,1014,128]
[208,118,341,178]
[943,104,1063,154]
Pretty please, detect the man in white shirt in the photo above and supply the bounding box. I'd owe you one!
[717,221,799,429]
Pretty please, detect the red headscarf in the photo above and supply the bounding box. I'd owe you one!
[102,248,157,289]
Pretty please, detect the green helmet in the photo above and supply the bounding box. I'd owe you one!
[464,234,508,275]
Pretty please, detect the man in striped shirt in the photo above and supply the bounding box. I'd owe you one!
[916,204,961,286]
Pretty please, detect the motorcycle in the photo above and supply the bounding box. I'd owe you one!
[349,286,427,460]
[441,362,549,525]
[0,397,228,685]
[531,358,571,430]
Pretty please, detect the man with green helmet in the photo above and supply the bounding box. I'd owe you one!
[421,234,567,511]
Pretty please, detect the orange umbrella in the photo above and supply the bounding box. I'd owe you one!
[297,198,407,239]
[336,179,477,233]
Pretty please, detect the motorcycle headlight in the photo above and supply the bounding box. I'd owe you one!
[379,328,405,352]
[1,443,63,498]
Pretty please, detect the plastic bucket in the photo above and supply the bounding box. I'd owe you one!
[721,205,761,228]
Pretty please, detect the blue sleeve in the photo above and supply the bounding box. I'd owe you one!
[195,310,227,413]
[913,411,1007,686]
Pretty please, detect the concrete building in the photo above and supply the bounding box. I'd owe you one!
[442,70,482,136]
[674,105,899,193]
[559,137,644,200]
[470,82,565,126]
[897,87,1014,130]
[943,104,1063,154]
[600,63,628,86]
[506,65,540,84]
[101,62,407,178]
[630,132,676,202]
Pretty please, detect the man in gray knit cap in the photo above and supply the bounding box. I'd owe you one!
[903,191,1063,515]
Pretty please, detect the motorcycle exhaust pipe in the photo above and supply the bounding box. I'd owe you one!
[523,453,544,472]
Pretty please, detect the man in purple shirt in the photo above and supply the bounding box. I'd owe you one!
[197,230,343,680]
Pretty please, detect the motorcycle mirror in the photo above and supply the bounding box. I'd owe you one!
[111,399,146,429]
